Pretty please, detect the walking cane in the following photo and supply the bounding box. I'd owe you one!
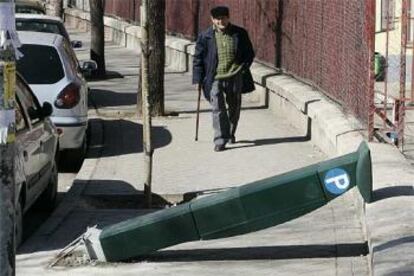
[195,85,202,141]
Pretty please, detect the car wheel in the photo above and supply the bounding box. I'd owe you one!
[70,135,87,169]
[58,132,87,171]
[35,159,58,211]
[15,199,23,248]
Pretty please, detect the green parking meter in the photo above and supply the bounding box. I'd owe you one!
[84,142,372,262]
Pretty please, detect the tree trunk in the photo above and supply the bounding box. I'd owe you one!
[48,0,64,18]
[89,0,106,77]
[141,0,152,207]
[148,0,165,116]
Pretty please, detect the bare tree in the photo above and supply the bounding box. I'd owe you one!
[148,0,165,116]
[89,0,106,77]
[47,0,64,18]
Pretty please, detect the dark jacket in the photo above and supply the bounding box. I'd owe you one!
[192,24,255,100]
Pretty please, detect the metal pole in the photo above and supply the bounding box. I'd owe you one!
[384,0,390,132]
[141,0,152,208]
[398,0,409,148]
[0,0,17,275]
[195,85,201,141]
[410,0,414,103]
[367,0,376,141]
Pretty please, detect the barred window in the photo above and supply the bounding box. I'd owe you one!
[381,0,396,31]
[409,0,414,45]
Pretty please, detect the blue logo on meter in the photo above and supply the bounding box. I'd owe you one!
[324,168,350,195]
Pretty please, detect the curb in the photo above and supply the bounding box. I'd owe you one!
[20,111,105,253]
[88,106,137,119]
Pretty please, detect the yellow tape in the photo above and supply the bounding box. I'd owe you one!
[3,62,15,109]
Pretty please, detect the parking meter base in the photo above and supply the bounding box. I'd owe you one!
[83,227,106,262]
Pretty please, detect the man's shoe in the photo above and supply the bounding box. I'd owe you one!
[214,144,226,152]
[228,137,236,144]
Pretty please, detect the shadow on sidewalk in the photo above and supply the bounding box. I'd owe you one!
[228,115,312,149]
[138,242,368,262]
[81,180,172,209]
[226,135,310,150]
[372,185,414,202]
[86,70,124,81]
[177,105,268,115]
[22,192,66,246]
[87,119,172,158]
[18,179,165,255]
[89,89,137,108]
[372,236,414,255]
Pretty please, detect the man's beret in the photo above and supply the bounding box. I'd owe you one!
[210,6,229,18]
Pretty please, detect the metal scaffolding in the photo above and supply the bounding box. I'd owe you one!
[372,0,414,157]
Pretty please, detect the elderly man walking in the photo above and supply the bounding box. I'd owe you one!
[193,6,255,152]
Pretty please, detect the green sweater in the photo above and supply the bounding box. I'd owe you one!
[215,26,242,80]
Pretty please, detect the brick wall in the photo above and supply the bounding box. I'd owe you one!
[279,0,373,122]
[76,0,374,124]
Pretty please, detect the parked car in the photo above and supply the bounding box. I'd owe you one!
[16,31,97,161]
[15,14,83,48]
[14,73,59,246]
[15,0,46,14]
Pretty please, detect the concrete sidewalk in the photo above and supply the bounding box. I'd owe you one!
[68,9,414,274]
[15,29,374,275]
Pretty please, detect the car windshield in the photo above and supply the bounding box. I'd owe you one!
[17,44,64,85]
[16,6,45,14]
[16,20,59,35]
[16,20,69,41]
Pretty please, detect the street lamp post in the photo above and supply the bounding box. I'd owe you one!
[0,0,18,275]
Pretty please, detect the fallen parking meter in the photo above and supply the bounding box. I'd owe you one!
[83,142,372,262]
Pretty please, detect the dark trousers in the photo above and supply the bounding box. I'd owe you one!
[210,73,243,146]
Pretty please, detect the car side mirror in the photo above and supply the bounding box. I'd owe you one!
[71,40,83,49]
[42,102,53,117]
[80,60,98,77]
[28,106,39,120]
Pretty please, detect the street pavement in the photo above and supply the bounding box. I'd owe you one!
[15,28,411,275]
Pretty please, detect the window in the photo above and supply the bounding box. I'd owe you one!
[62,40,80,73]
[409,0,414,45]
[15,1,46,14]
[17,44,64,85]
[15,7,44,14]
[16,78,42,126]
[381,0,396,31]
[15,20,70,41]
[16,20,61,36]
[15,101,27,132]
